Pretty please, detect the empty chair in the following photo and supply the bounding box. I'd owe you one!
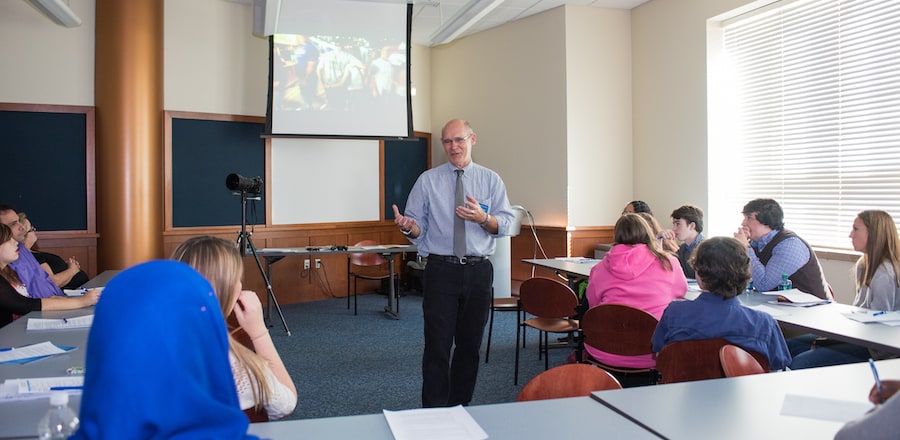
[484,289,519,364]
[516,363,622,402]
[655,338,770,384]
[347,240,397,315]
[580,304,660,384]
[515,277,580,385]
[719,344,767,377]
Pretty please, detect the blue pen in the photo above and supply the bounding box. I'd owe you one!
[0,347,11,352]
[49,386,83,391]
[873,311,887,316]
[869,358,884,404]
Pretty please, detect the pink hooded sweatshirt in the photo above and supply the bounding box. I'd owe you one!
[584,243,687,368]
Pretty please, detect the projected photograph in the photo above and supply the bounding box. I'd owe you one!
[273,35,406,114]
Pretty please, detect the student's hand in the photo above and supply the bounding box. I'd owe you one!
[233,290,267,341]
[733,227,751,247]
[66,257,81,271]
[81,289,101,307]
[658,229,676,241]
[870,380,900,404]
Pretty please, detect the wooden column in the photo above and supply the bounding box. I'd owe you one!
[94,0,164,268]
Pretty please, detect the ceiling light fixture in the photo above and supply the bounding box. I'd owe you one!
[429,0,505,46]
[25,0,82,27]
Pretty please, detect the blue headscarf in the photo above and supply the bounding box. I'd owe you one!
[72,260,256,439]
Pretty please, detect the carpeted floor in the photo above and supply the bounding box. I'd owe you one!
[266,291,572,420]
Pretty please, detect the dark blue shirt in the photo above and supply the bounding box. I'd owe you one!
[651,292,792,370]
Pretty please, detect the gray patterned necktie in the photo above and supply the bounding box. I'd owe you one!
[454,169,465,259]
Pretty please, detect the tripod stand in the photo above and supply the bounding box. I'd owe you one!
[235,191,291,336]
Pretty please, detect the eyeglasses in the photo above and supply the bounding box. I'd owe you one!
[441,133,472,146]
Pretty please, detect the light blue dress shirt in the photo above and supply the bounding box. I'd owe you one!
[402,161,515,257]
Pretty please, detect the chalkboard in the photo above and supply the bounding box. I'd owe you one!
[384,134,429,219]
[170,116,266,227]
[0,106,89,231]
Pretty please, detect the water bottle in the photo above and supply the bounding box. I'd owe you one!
[778,274,793,291]
[37,391,79,440]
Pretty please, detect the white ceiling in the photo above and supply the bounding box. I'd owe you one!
[228,0,650,47]
[403,0,650,46]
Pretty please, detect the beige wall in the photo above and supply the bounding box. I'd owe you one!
[431,6,632,227]
[0,0,95,105]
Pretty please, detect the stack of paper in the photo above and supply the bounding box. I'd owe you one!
[383,405,488,440]
[27,314,93,331]
[761,289,831,307]
[0,342,76,365]
[0,376,83,402]
[843,310,900,325]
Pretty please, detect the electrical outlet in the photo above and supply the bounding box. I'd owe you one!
[303,259,310,270]
[315,258,322,269]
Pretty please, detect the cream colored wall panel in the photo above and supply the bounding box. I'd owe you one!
[565,6,632,228]
[164,0,268,116]
[0,0,94,105]
[431,7,569,227]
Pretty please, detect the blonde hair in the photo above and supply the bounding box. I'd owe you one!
[171,235,273,411]
[855,210,900,289]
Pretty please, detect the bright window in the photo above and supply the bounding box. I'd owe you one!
[708,0,900,249]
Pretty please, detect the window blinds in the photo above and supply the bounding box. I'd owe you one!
[718,0,900,249]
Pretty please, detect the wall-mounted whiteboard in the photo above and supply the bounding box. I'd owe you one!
[271,138,379,224]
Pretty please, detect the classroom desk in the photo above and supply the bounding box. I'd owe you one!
[0,309,91,439]
[257,245,417,321]
[77,270,120,290]
[740,293,900,354]
[248,396,660,439]
[591,358,900,440]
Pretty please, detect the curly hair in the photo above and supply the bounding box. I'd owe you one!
[690,237,751,298]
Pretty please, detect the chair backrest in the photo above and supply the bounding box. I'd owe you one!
[719,344,766,377]
[518,277,580,319]
[656,338,770,384]
[516,363,622,402]
[350,240,387,267]
[580,304,658,356]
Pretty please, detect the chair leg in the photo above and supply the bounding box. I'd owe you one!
[543,331,550,371]
[347,261,351,310]
[514,315,521,385]
[353,278,358,316]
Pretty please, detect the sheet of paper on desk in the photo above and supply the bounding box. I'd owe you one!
[780,394,871,423]
[27,314,93,331]
[261,248,307,253]
[383,405,488,440]
[842,310,900,324]
[761,289,831,306]
[6,376,83,394]
[554,257,598,264]
[0,341,74,364]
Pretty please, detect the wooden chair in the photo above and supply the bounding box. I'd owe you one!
[484,289,519,364]
[516,363,622,402]
[719,344,767,377]
[347,240,397,315]
[515,277,580,385]
[656,338,769,384]
[579,304,660,383]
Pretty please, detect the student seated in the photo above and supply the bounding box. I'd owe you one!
[172,236,297,420]
[835,379,900,439]
[0,224,99,328]
[789,210,900,369]
[637,212,679,254]
[0,204,65,298]
[72,260,256,439]
[622,200,654,215]
[19,212,89,289]
[651,236,791,370]
[584,213,687,369]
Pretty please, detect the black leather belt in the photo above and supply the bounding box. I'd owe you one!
[429,254,489,265]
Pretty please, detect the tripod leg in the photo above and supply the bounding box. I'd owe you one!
[247,236,292,336]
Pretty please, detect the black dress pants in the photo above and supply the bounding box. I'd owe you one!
[421,258,492,407]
